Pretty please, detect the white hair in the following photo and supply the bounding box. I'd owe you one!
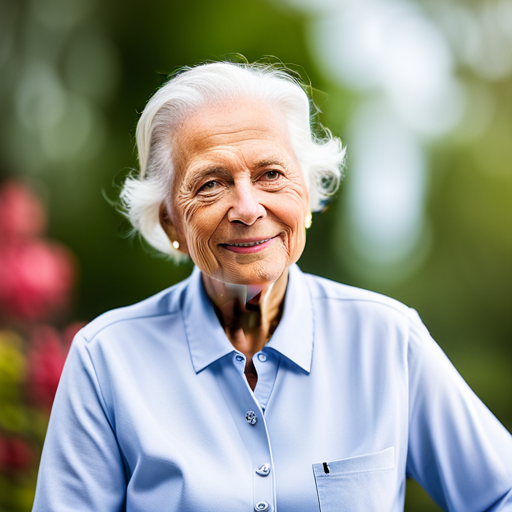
[120,60,346,260]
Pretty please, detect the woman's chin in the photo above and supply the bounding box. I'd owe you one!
[214,260,288,287]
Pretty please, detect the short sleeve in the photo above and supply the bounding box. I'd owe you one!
[32,332,127,511]
[406,309,512,511]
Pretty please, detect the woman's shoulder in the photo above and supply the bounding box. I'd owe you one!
[79,276,192,343]
[301,269,431,353]
[303,270,411,318]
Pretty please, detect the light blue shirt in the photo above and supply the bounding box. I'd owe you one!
[33,264,512,511]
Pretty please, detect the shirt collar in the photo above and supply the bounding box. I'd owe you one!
[266,264,313,373]
[182,264,314,374]
[182,266,234,373]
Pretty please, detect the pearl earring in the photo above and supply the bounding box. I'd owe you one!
[172,240,180,250]
[305,212,312,229]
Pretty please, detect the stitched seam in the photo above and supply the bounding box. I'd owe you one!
[81,311,181,343]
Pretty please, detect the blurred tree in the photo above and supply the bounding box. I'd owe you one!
[0,180,82,511]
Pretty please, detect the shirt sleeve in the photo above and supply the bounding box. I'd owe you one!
[406,309,512,512]
[32,332,127,511]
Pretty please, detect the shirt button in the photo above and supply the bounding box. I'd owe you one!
[254,502,271,512]
[245,411,257,425]
[255,463,271,476]
[235,354,245,363]
[257,353,267,362]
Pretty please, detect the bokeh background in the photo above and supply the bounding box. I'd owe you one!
[0,0,511,510]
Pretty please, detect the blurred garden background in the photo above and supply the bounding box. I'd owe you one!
[0,0,511,510]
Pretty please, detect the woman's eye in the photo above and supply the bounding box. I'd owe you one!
[199,180,219,192]
[263,170,281,181]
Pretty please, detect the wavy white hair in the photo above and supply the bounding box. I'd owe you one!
[120,61,346,261]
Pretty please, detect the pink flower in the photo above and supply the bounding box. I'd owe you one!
[0,241,75,322]
[0,435,33,473]
[0,180,46,244]
[26,325,69,409]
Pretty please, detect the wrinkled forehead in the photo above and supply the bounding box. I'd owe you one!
[170,97,294,175]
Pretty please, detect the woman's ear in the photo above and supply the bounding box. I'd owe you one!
[159,203,187,254]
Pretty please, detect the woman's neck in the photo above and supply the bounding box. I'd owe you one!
[202,269,288,358]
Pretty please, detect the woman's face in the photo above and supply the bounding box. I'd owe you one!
[161,97,309,286]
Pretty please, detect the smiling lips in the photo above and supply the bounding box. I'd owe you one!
[220,236,277,254]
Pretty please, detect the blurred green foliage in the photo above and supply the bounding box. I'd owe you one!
[0,0,510,510]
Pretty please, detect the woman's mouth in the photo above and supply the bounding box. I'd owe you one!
[220,236,277,254]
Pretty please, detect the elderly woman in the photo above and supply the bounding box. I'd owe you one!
[33,62,511,512]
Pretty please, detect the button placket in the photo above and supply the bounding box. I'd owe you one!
[217,354,275,512]
[250,415,275,512]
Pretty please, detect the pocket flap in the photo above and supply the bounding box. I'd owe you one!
[313,446,395,477]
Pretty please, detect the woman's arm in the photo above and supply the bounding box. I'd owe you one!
[33,333,127,511]
[406,310,512,511]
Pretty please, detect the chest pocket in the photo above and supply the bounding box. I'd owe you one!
[312,446,395,512]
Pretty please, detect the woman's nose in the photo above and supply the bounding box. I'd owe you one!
[227,182,266,226]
